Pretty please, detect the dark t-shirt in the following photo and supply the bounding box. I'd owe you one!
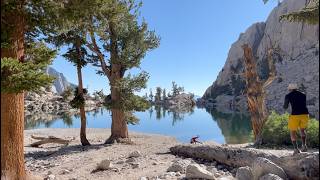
[283,90,309,115]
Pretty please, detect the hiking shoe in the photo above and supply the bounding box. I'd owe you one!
[301,145,308,152]
[293,148,301,155]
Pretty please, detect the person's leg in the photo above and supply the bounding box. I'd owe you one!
[288,115,300,155]
[300,128,307,152]
[300,114,309,152]
[290,131,298,148]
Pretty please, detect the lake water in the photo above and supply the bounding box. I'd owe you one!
[25,106,253,144]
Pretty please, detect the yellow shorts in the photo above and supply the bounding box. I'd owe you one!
[288,114,309,131]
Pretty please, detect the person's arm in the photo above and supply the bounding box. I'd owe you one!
[283,94,289,109]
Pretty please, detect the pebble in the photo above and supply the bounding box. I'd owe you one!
[165,172,176,176]
[126,158,136,163]
[116,160,125,164]
[217,165,224,170]
[128,151,142,158]
[60,169,71,175]
[131,163,140,169]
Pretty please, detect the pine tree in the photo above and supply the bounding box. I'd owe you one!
[172,81,178,96]
[48,29,91,146]
[86,0,160,143]
[162,89,167,100]
[1,0,61,178]
[149,88,154,102]
[155,87,162,102]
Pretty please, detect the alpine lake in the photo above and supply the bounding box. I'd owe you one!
[25,106,253,144]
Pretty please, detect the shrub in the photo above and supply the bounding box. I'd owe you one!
[262,112,319,148]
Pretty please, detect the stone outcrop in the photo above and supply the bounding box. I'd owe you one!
[24,86,100,123]
[186,163,215,179]
[162,93,196,112]
[46,66,76,94]
[170,144,319,180]
[252,157,287,180]
[236,166,254,180]
[202,0,319,119]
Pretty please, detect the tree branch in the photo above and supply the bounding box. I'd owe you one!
[87,30,111,79]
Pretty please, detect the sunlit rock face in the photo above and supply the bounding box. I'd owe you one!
[203,0,319,119]
[45,66,76,95]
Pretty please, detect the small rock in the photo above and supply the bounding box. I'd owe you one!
[139,177,148,180]
[186,163,215,179]
[167,159,191,173]
[44,174,55,180]
[60,169,71,175]
[131,163,140,169]
[47,171,53,175]
[207,166,218,174]
[152,162,158,165]
[217,165,224,170]
[212,161,218,166]
[252,157,287,180]
[165,172,176,176]
[217,175,235,180]
[116,160,125,164]
[259,173,283,180]
[236,166,253,180]
[125,158,136,163]
[128,151,141,158]
[96,159,113,170]
[175,172,181,176]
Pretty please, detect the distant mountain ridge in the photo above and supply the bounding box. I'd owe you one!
[46,66,76,94]
[202,0,319,119]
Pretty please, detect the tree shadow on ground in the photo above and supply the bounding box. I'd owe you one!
[24,143,111,160]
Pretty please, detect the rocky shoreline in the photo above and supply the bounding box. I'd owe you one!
[24,128,319,180]
[24,87,102,122]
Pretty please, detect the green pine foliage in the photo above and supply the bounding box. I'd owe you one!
[104,72,151,111]
[262,112,319,148]
[1,0,67,93]
[1,42,56,93]
[70,87,88,109]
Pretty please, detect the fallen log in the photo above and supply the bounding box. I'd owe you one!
[30,135,74,147]
[170,144,319,180]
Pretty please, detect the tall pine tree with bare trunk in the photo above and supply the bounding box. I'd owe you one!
[86,0,160,143]
[1,0,62,178]
[47,30,91,146]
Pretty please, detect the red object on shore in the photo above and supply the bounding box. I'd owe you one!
[190,135,202,144]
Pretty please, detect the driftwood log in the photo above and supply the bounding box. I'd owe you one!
[170,144,319,180]
[30,135,74,147]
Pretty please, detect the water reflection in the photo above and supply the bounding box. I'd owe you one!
[25,106,252,144]
[151,105,195,126]
[205,108,252,144]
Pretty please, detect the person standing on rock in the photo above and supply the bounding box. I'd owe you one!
[283,83,309,155]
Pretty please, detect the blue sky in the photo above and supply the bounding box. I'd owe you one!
[51,0,278,96]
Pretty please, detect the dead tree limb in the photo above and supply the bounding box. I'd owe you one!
[242,44,277,145]
[30,135,74,147]
[170,144,319,180]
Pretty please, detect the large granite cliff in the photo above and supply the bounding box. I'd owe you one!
[202,0,319,118]
[46,66,76,94]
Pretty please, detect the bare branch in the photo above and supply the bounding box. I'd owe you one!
[87,29,111,79]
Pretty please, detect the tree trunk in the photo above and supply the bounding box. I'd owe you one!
[1,1,26,178]
[105,65,129,144]
[242,44,277,145]
[170,144,319,180]
[76,60,90,146]
[242,44,267,145]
